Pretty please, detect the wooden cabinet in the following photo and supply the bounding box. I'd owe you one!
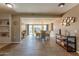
[56,34,76,52]
[67,36,76,52]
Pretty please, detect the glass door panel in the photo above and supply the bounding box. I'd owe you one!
[29,25,33,35]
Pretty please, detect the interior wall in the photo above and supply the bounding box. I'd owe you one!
[11,15,20,43]
[20,21,26,34]
[21,17,61,32]
[61,5,79,52]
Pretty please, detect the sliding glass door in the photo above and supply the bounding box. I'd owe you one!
[29,25,33,35]
[27,24,48,35]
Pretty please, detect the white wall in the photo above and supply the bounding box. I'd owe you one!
[62,5,79,53]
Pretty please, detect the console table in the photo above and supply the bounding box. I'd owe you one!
[56,34,76,52]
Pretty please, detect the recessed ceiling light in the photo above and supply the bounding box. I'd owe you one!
[5,3,14,8]
[58,3,65,7]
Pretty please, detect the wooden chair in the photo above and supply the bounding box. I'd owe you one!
[36,32,40,39]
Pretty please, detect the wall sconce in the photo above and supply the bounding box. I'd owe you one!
[62,17,76,26]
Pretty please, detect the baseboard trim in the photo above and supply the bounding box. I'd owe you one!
[0,42,21,44]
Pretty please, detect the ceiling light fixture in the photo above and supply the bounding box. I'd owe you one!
[5,3,14,8]
[58,3,65,7]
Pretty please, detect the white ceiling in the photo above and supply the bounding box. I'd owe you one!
[0,3,78,15]
[14,3,78,15]
[0,3,15,13]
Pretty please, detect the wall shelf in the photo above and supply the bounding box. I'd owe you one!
[0,14,11,43]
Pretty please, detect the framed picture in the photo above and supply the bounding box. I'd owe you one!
[70,17,75,23]
[66,17,70,23]
[62,17,76,26]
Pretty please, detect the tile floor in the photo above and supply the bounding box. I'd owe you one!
[0,35,78,56]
